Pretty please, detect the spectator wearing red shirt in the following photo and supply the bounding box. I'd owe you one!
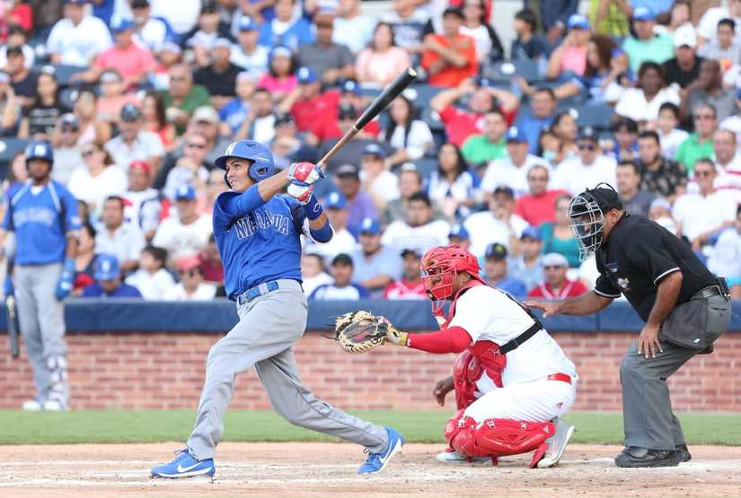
[71,19,156,89]
[421,7,478,88]
[430,77,519,147]
[383,248,427,300]
[514,164,569,226]
[281,67,339,145]
[527,253,587,300]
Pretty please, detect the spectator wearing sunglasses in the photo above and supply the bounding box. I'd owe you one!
[526,253,587,300]
[159,131,212,198]
[551,127,617,195]
[163,256,217,301]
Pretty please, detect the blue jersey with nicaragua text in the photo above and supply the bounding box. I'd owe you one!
[213,187,316,300]
[2,181,81,266]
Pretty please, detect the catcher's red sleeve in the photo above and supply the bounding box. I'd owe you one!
[408,326,471,354]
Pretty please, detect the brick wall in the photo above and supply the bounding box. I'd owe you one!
[0,331,739,411]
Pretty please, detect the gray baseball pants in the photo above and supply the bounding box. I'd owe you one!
[15,264,68,404]
[187,279,388,460]
[620,294,731,450]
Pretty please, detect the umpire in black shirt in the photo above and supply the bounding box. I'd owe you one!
[527,184,731,468]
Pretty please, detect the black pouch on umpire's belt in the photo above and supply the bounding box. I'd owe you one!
[659,299,711,352]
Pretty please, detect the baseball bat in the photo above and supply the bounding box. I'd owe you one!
[317,68,418,169]
[7,294,19,359]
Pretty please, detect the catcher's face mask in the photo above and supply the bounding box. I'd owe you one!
[568,191,606,260]
[421,252,455,301]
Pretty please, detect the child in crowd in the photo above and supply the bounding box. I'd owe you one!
[125,246,176,300]
[655,102,688,159]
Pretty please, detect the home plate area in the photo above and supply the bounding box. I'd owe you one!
[0,443,739,497]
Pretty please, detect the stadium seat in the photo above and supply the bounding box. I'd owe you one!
[33,64,84,88]
[486,60,543,83]
[0,137,30,179]
[414,157,438,181]
[575,103,616,130]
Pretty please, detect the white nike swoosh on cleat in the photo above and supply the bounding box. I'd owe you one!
[176,462,205,473]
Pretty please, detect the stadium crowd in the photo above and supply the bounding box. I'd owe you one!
[1,0,740,303]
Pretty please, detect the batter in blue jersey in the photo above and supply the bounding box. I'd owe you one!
[152,140,404,478]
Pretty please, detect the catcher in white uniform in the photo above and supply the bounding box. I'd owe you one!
[386,244,578,467]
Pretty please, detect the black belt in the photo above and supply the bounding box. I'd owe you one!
[500,321,543,354]
[694,278,731,301]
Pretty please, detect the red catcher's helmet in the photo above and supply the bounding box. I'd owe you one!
[421,244,485,300]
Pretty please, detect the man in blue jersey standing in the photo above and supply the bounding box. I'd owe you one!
[151,140,404,478]
[3,140,80,411]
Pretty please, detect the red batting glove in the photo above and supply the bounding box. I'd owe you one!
[288,161,325,186]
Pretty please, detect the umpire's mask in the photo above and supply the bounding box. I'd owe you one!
[568,184,623,260]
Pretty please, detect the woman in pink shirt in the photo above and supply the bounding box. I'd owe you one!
[257,46,298,102]
[355,22,411,88]
[546,14,591,79]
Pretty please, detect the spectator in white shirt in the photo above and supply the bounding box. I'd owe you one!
[614,61,680,124]
[333,0,375,53]
[164,256,217,301]
[230,17,269,80]
[552,127,617,195]
[308,253,370,300]
[300,252,334,297]
[105,103,166,174]
[130,0,169,53]
[481,126,551,199]
[707,207,741,298]
[673,158,738,250]
[125,246,176,299]
[304,192,357,266]
[656,102,688,159]
[696,2,741,46]
[464,186,528,259]
[124,160,164,242]
[383,93,434,168]
[152,185,213,264]
[52,113,85,185]
[427,142,481,221]
[382,192,450,254]
[360,143,400,210]
[95,195,146,273]
[46,0,113,66]
[149,0,201,35]
[711,129,741,202]
[67,142,127,215]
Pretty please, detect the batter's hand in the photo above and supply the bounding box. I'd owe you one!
[524,300,562,318]
[288,161,325,186]
[637,324,662,359]
[286,183,314,204]
[433,376,454,407]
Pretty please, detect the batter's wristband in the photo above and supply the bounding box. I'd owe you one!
[310,221,332,242]
[63,257,75,274]
[305,195,323,220]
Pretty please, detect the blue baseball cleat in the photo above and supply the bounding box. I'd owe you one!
[151,448,215,478]
[358,427,405,474]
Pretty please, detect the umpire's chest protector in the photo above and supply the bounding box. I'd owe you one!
[213,193,304,298]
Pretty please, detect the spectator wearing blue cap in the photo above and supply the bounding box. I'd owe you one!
[81,253,143,298]
[482,243,527,298]
[351,218,403,298]
[546,13,591,80]
[355,22,412,88]
[514,87,557,153]
[194,38,243,109]
[297,10,354,85]
[304,191,357,264]
[278,66,333,144]
[71,18,156,88]
[310,253,371,300]
[622,6,674,73]
[95,195,146,273]
[481,126,551,198]
[258,0,314,51]
[448,223,471,251]
[333,0,375,54]
[128,0,170,54]
[230,16,270,80]
[360,143,400,209]
[152,185,213,265]
[46,0,113,67]
[510,227,545,292]
[105,102,166,173]
[427,142,480,220]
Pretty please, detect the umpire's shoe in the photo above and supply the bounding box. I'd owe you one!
[677,443,692,463]
[151,448,215,478]
[358,427,405,474]
[614,447,681,468]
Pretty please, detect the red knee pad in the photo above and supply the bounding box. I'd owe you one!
[446,416,555,459]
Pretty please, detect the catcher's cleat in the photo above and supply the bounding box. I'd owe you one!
[536,420,575,468]
[614,447,681,468]
[358,427,405,474]
[151,448,215,478]
[435,448,492,464]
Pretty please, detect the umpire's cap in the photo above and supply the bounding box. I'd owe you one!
[215,140,274,182]
[573,183,623,215]
[24,140,54,167]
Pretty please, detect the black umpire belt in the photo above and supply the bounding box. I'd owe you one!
[500,321,543,354]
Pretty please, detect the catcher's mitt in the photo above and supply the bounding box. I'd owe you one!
[334,310,392,353]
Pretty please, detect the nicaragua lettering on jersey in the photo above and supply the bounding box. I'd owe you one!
[2,181,81,266]
[213,191,308,300]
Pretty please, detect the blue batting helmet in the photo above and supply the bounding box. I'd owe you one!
[24,140,54,167]
[215,140,274,182]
